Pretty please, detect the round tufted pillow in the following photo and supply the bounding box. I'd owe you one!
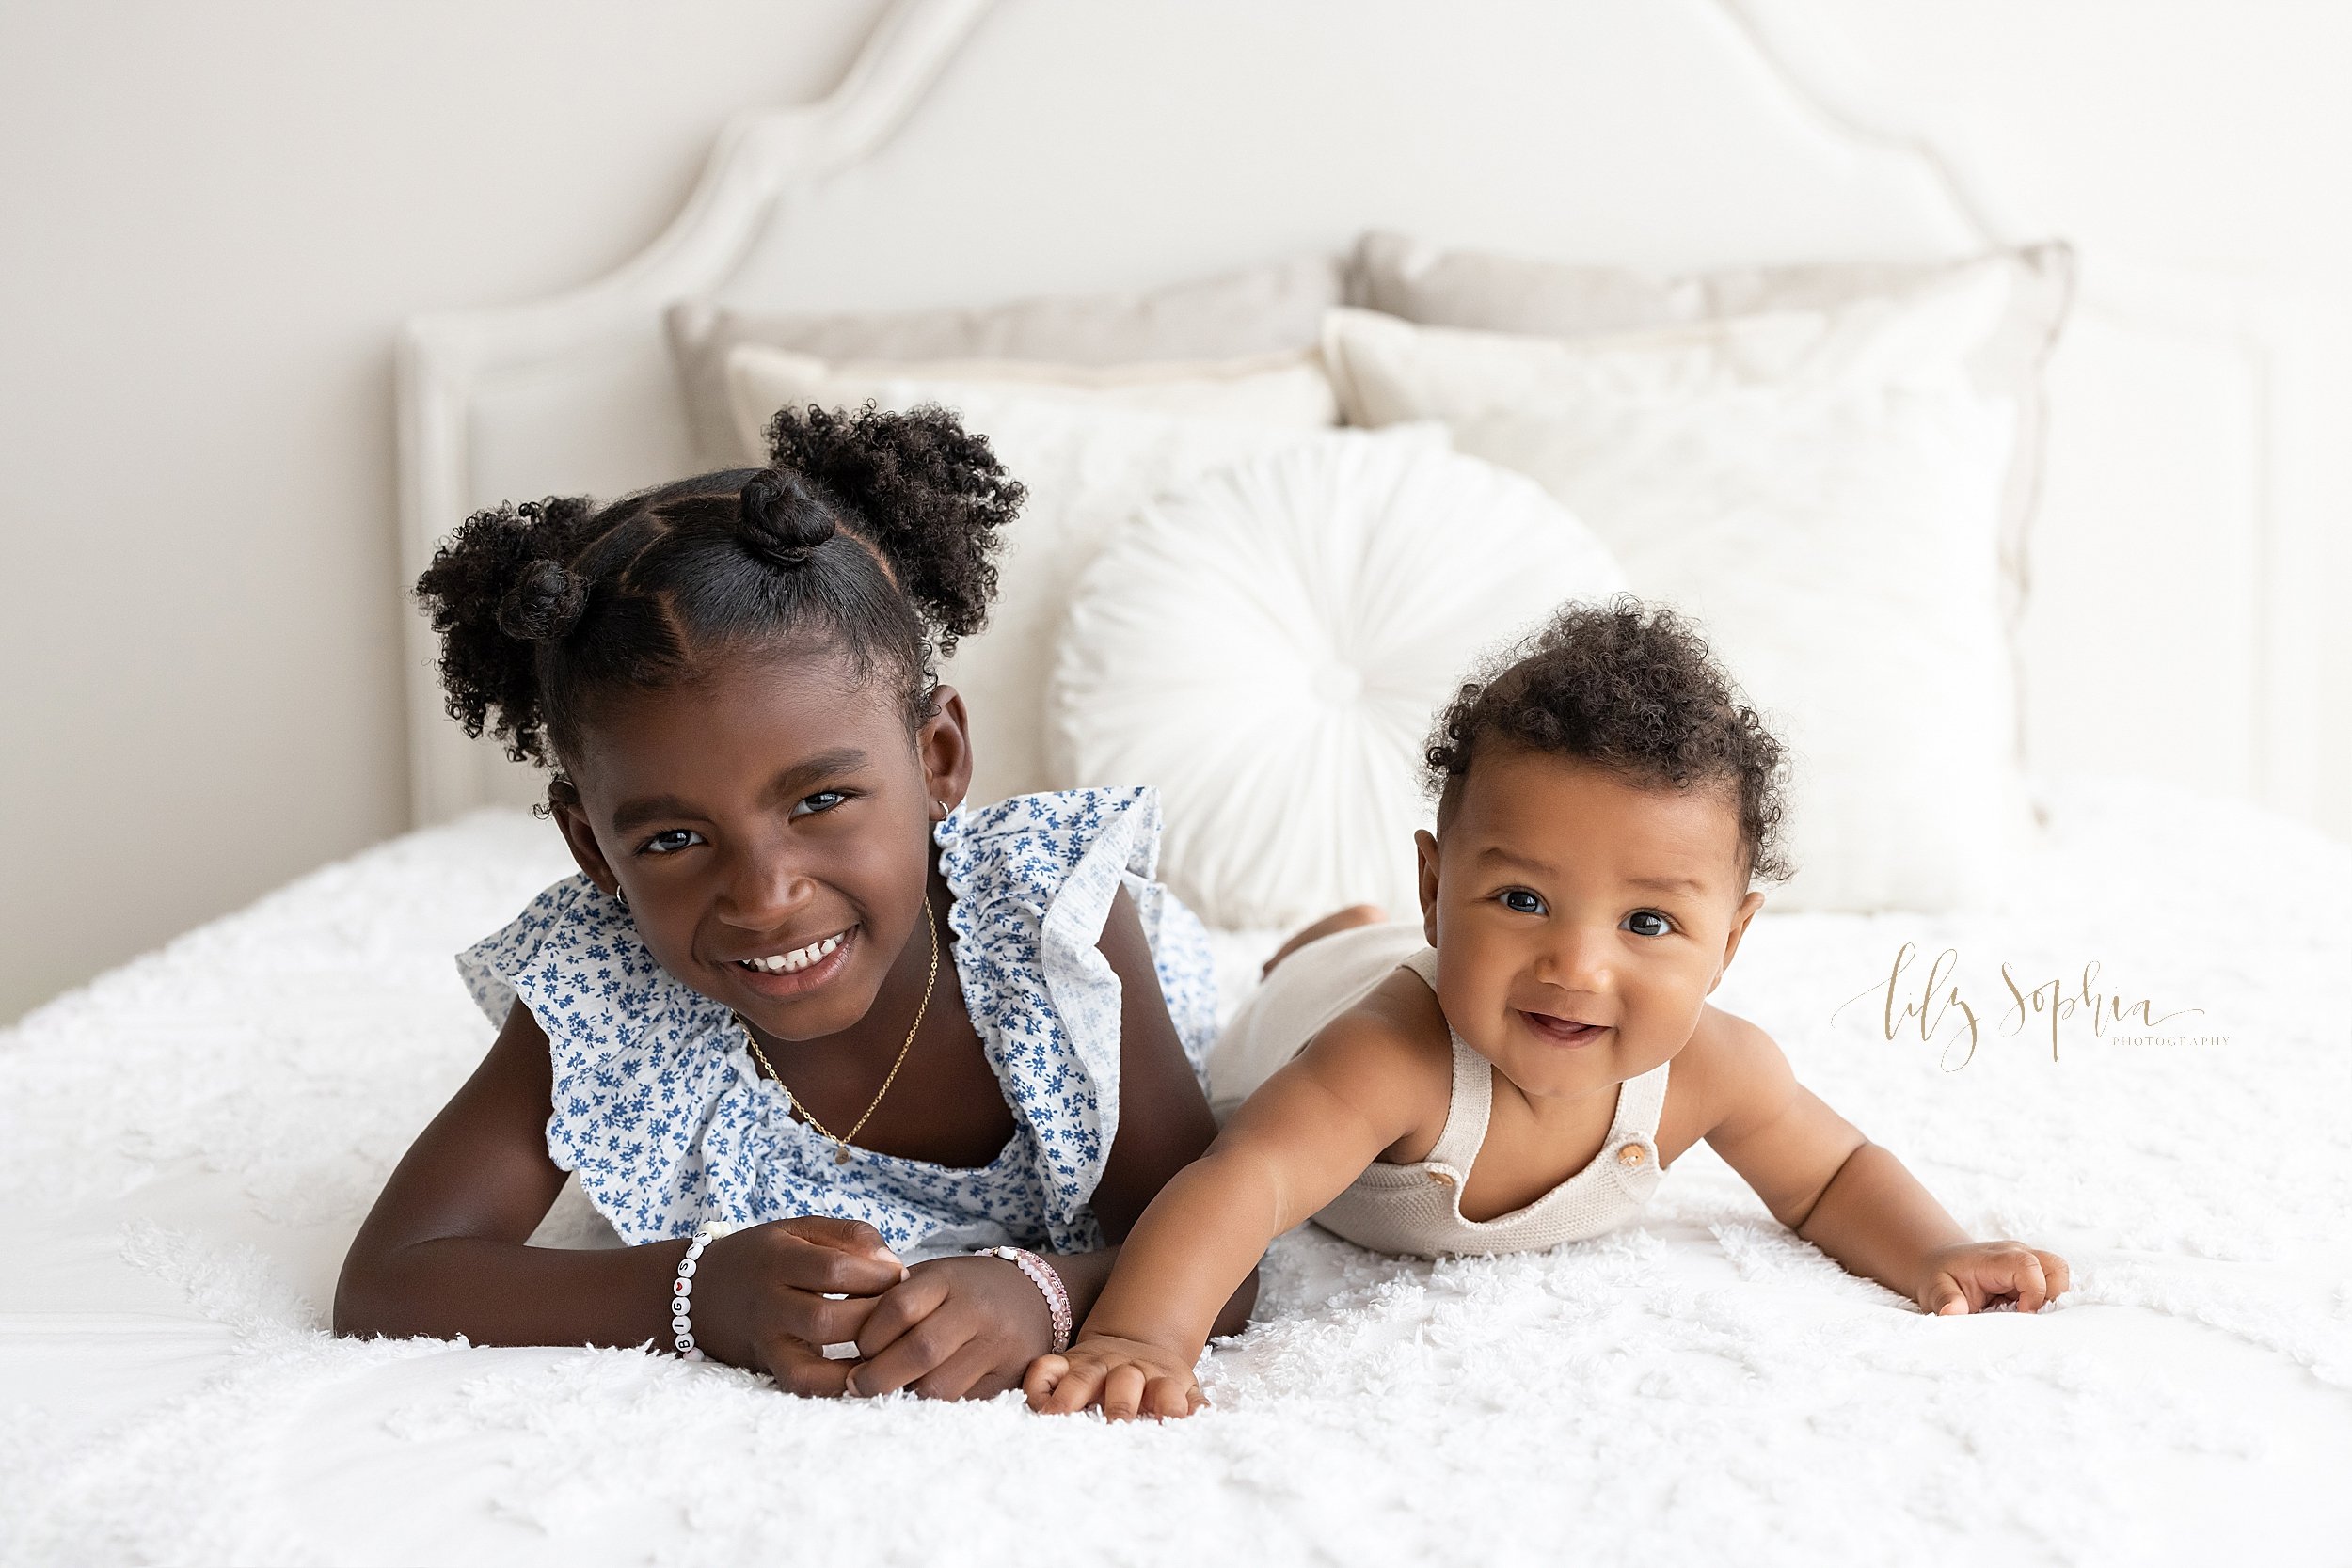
[1047,431,1628,931]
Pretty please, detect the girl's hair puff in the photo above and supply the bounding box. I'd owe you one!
[414,403,1022,769]
[1423,595,1795,887]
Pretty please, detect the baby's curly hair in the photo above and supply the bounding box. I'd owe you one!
[1424,596,1794,887]
[414,402,1023,769]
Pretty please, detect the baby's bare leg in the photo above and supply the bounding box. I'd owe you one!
[1261,904,1387,977]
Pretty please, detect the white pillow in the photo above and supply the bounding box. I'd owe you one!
[1322,268,2029,912]
[722,344,1337,466]
[792,382,1440,812]
[1050,437,1628,930]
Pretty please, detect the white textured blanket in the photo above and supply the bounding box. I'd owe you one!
[2,780,2347,1566]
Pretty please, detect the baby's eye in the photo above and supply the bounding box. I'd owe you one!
[1623,910,1673,938]
[639,828,706,856]
[1500,889,1547,916]
[792,789,851,817]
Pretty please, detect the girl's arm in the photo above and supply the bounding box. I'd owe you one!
[840,886,1263,1398]
[334,1001,907,1392]
[1691,1007,2071,1313]
[1024,1004,1444,1418]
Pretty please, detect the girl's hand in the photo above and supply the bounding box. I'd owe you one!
[689,1217,909,1394]
[1024,1334,1205,1420]
[842,1254,1057,1400]
[1917,1240,2072,1315]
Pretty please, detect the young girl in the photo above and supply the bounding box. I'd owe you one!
[335,404,1253,1402]
[1025,599,2073,1420]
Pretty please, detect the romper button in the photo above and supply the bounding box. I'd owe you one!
[1428,1168,1454,1185]
[1617,1143,1646,1167]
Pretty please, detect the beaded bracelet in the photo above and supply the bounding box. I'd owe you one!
[670,1219,740,1361]
[975,1244,1072,1354]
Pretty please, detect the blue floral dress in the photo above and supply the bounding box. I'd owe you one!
[456,787,1218,1259]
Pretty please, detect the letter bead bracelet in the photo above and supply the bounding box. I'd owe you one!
[671,1226,1067,1361]
[975,1244,1072,1354]
[670,1220,740,1361]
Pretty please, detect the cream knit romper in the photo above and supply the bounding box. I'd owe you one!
[1209,921,1669,1259]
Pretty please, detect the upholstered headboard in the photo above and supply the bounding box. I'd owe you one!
[397,0,2321,833]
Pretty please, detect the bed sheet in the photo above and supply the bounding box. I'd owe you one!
[2,780,2347,1566]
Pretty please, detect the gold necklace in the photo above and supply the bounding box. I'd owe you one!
[739,894,937,1165]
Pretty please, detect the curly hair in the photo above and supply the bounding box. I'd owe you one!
[1424,596,1793,886]
[414,402,1023,768]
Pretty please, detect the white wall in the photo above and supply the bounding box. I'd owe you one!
[0,0,883,1023]
[4,0,2346,1024]
[1810,0,2352,841]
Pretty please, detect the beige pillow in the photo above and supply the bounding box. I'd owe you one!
[1345,231,2074,640]
[668,252,1344,466]
[1321,270,2032,914]
[721,345,1337,467]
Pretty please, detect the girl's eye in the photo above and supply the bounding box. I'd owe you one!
[792,789,850,817]
[1624,910,1673,939]
[640,828,706,856]
[1500,889,1547,916]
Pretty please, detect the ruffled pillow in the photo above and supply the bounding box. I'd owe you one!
[1049,436,1627,928]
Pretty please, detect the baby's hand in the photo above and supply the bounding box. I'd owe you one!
[1024,1334,1205,1420]
[1917,1240,2072,1315]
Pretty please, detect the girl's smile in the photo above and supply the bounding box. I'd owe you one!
[730,922,859,994]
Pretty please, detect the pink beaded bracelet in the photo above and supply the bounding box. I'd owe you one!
[975,1245,1072,1353]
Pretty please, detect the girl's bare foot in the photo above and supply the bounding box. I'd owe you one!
[1261,904,1387,977]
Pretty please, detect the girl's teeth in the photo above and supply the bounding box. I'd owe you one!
[741,932,844,975]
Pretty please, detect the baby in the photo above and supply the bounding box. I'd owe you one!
[1026,597,2071,1419]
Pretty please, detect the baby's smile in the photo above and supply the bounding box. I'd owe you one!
[1517,1008,1609,1048]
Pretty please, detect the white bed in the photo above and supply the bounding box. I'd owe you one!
[4,784,2347,1563]
[6,2,2349,1562]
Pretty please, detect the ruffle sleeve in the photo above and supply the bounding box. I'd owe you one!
[453,875,741,1243]
[936,787,1219,1247]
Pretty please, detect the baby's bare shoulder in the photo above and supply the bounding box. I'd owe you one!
[1288,968,1456,1150]
[1674,1004,1799,1142]
[1306,967,1454,1068]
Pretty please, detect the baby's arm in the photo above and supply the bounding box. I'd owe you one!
[335,1001,907,1391]
[1025,1005,1445,1418]
[1692,1007,2070,1313]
